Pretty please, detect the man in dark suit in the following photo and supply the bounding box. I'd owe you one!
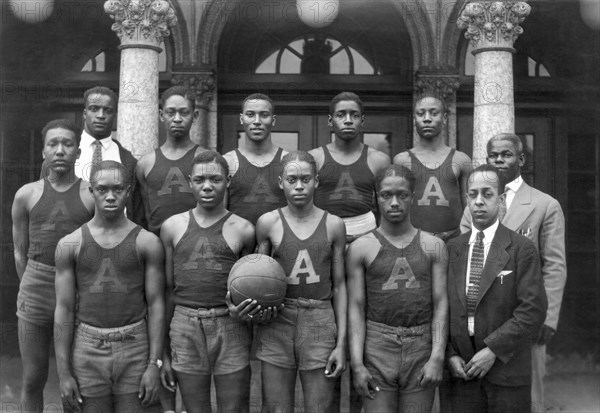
[447,164,547,413]
[461,133,567,411]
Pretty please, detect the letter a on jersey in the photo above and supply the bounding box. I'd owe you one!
[382,257,420,290]
[41,201,69,231]
[182,237,222,271]
[90,257,128,293]
[288,249,320,285]
[329,172,361,201]
[243,177,278,203]
[157,167,192,196]
[417,176,449,207]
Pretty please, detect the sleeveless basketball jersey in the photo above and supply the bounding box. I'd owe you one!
[27,178,92,266]
[365,230,432,327]
[145,146,198,234]
[409,149,463,232]
[228,148,286,224]
[76,225,146,328]
[314,145,375,218]
[173,211,239,309]
[273,209,332,300]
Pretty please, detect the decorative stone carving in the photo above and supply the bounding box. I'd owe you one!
[104,0,177,47]
[415,74,461,104]
[457,1,531,49]
[171,71,216,107]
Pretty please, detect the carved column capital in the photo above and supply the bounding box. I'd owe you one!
[104,0,177,50]
[457,1,531,51]
[414,72,461,104]
[171,71,216,108]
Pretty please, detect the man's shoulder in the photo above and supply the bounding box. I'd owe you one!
[366,146,391,171]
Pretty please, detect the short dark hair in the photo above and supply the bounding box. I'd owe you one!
[413,92,448,114]
[242,93,274,113]
[41,119,81,145]
[83,86,118,108]
[329,92,364,115]
[90,160,129,186]
[375,165,416,193]
[191,150,229,177]
[468,164,503,193]
[280,151,318,176]
[487,133,523,155]
[161,85,196,110]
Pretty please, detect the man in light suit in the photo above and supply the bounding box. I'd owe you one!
[461,133,567,412]
[447,164,547,413]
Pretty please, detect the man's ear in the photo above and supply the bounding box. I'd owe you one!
[159,109,164,122]
[443,111,448,124]
[193,109,199,123]
[272,114,276,126]
[327,115,333,127]
[518,152,526,168]
[239,113,243,125]
[278,176,283,190]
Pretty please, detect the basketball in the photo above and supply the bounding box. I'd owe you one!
[228,254,287,308]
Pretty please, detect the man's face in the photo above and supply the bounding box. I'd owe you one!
[377,175,413,224]
[413,97,446,140]
[467,170,504,231]
[487,139,524,183]
[240,99,275,143]
[90,168,130,217]
[279,160,318,208]
[42,128,80,175]
[83,93,116,139]
[329,100,364,142]
[161,95,197,139]
[188,161,228,209]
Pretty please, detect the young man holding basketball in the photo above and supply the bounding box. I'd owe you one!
[346,165,448,413]
[12,119,94,412]
[256,151,347,413]
[54,161,165,412]
[160,151,258,413]
[224,93,287,225]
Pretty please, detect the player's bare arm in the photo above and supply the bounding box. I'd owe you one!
[367,147,391,175]
[11,182,42,279]
[325,214,347,378]
[454,151,472,210]
[417,233,449,388]
[346,234,379,399]
[308,147,325,172]
[392,151,412,169]
[137,230,165,406]
[54,230,83,407]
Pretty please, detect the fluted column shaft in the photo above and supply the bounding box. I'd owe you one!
[458,1,530,164]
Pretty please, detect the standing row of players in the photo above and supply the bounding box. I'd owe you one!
[12,86,565,413]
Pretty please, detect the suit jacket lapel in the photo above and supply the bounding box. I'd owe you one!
[503,182,534,230]
[476,225,511,307]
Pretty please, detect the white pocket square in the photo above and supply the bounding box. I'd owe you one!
[497,270,513,277]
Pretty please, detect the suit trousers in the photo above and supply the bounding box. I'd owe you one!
[531,344,546,412]
[450,376,531,413]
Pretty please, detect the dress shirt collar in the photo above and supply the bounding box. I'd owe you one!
[469,219,499,244]
[81,130,113,149]
[504,175,523,194]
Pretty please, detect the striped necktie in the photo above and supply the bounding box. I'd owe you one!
[467,231,485,317]
[92,140,103,165]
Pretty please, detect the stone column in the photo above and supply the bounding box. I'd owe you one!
[171,71,217,149]
[104,0,177,158]
[414,72,461,148]
[457,1,530,164]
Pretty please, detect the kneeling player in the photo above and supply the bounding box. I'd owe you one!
[346,165,448,413]
[160,151,257,413]
[55,161,165,412]
[256,151,347,413]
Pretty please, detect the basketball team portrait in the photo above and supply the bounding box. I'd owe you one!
[1,1,599,413]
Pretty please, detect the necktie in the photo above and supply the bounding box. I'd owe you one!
[466,231,485,318]
[499,195,507,223]
[92,140,103,166]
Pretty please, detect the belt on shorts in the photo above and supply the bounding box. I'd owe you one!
[367,319,431,337]
[283,297,331,309]
[431,227,461,242]
[175,305,229,318]
[77,318,146,342]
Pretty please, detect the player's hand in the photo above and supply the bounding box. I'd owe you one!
[352,364,379,399]
[59,374,82,407]
[160,356,177,392]
[139,364,160,406]
[417,357,443,388]
[253,303,284,324]
[465,347,496,379]
[448,355,471,381]
[536,324,555,345]
[226,291,261,322]
[325,345,346,378]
